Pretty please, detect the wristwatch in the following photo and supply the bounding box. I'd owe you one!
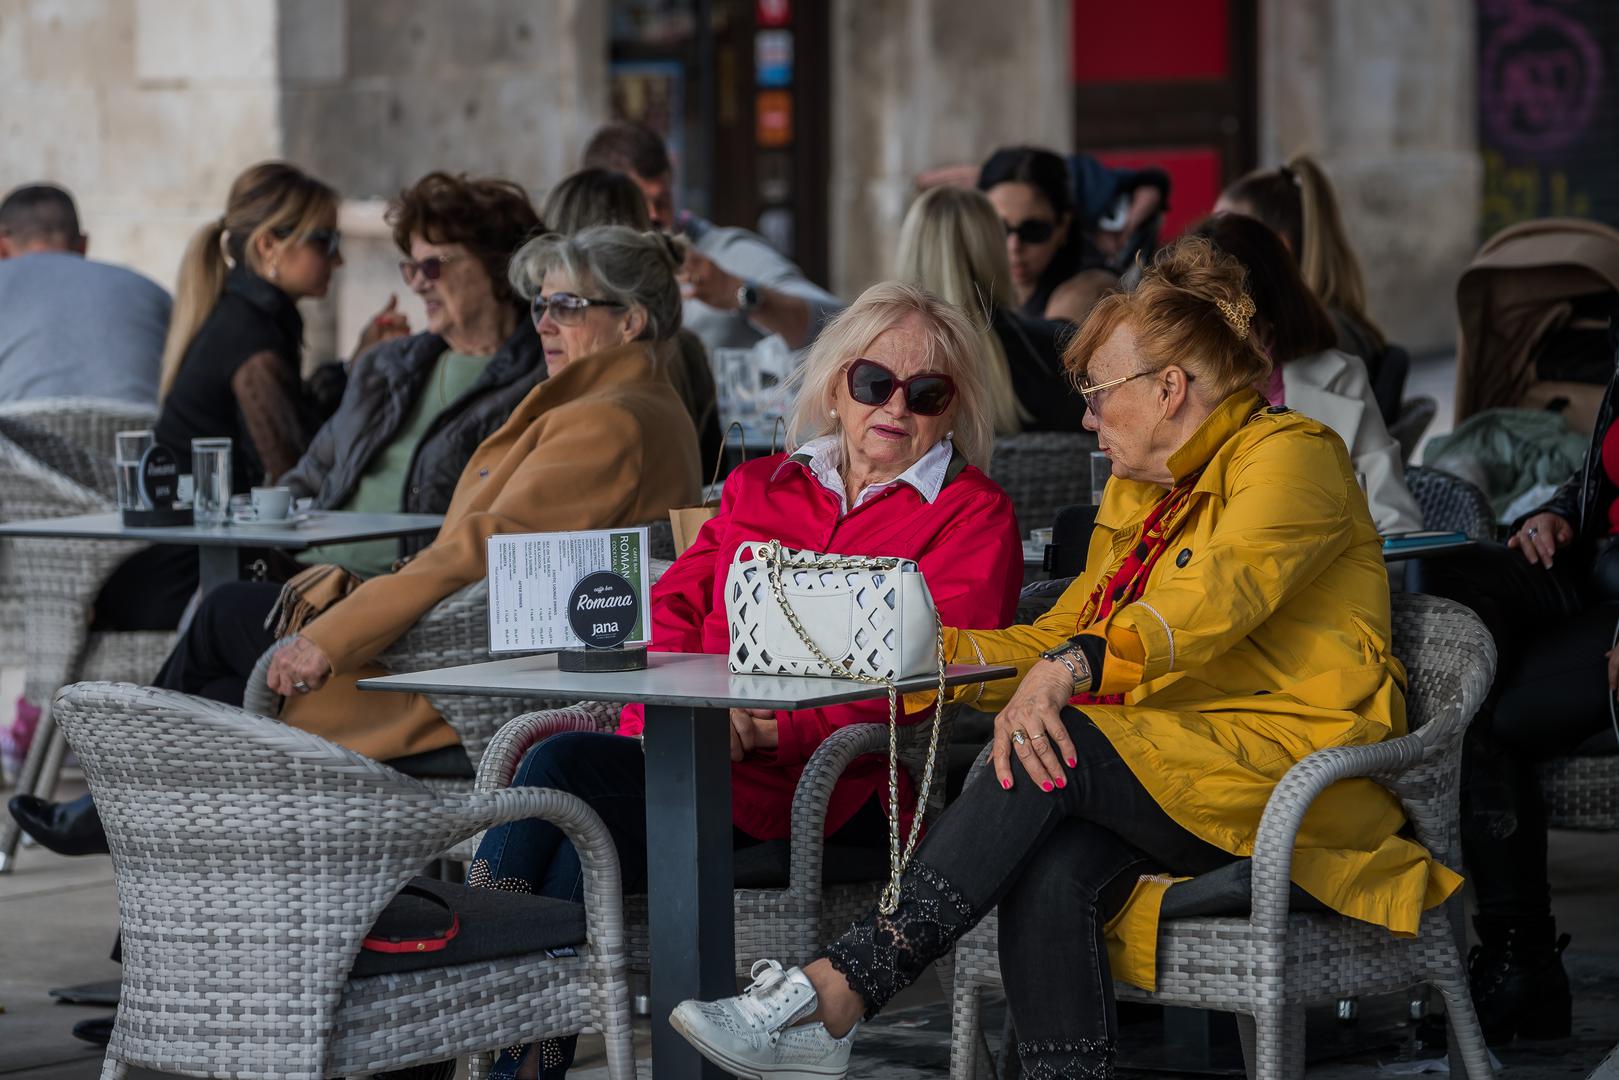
[1040,637,1094,695]
[736,279,763,313]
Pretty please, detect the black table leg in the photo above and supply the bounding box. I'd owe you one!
[642,703,734,1080]
[196,545,238,599]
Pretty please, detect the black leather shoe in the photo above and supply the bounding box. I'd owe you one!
[7,794,109,856]
[71,1015,115,1046]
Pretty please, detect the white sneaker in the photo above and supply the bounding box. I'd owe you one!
[669,959,858,1079]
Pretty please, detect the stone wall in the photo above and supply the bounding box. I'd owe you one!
[826,0,1072,301]
[0,0,282,298]
[1259,0,1480,353]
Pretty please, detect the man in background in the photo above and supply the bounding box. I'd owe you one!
[581,122,842,355]
[0,183,171,405]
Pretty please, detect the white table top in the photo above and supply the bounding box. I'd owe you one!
[0,510,443,549]
[360,651,1017,711]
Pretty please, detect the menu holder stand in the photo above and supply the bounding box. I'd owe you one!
[122,444,192,527]
[557,569,649,673]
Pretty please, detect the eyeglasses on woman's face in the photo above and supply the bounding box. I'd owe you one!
[1076,368,1158,415]
[531,291,627,330]
[398,254,464,286]
[274,226,342,260]
[844,358,957,416]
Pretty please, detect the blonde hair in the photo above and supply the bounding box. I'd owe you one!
[1220,153,1385,354]
[1065,235,1270,401]
[894,186,1028,436]
[786,281,995,467]
[159,162,338,398]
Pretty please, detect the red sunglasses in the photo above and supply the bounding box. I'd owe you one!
[845,358,957,416]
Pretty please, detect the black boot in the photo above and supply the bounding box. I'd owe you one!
[7,793,108,856]
[1468,914,1572,1045]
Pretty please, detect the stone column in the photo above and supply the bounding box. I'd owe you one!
[1260,0,1481,352]
[827,0,1072,300]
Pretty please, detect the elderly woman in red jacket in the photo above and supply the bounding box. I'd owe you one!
[468,281,1022,1079]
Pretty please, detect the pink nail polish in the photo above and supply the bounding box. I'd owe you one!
[1066,757,1078,768]
[1001,777,1012,790]
[1055,776,1066,789]
[1041,780,1054,792]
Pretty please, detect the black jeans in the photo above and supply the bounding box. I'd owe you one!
[820,708,1235,1076]
[469,730,887,1078]
[151,580,283,705]
[1410,541,1619,918]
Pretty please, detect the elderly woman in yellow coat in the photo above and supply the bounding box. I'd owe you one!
[667,237,1463,1080]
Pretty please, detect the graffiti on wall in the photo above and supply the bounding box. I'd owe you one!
[1477,0,1613,235]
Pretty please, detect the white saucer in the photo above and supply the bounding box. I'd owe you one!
[232,513,309,529]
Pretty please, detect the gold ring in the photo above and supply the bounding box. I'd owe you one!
[1030,731,1049,743]
[1011,730,1028,746]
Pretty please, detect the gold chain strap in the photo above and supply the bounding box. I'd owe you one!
[761,540,946,915]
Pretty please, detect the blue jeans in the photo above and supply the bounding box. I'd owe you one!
[470,731,885,1077]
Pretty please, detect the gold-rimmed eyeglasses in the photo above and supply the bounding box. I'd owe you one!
[1076,369,1156,412]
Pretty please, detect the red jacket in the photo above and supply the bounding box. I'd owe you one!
[618,449,1022,840]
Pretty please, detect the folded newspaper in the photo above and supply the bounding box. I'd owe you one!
[486,527,651,652]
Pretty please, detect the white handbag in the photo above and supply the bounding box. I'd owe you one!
[724,539,946,913]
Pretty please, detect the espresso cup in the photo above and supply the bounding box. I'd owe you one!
[250,485,294,521]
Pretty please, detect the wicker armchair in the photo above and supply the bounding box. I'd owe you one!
[477,698,960,977]
[987,430,1099,537]
[1406,465,1497,541]
[53,681,635,1080]
[0,436,174,871]
[948,594,1497,1080]
[0,396,157,469]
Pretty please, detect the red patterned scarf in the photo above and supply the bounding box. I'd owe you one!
[1070,478,1197,705]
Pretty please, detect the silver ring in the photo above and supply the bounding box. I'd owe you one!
[292,680,310,694]
[1527,526,1539,537]
[1011,730,1028,746]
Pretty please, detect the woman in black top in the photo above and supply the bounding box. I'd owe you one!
[98,162,344,630]
[896,184,1085,434]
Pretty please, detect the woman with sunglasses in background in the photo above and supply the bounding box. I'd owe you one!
[90,162,344,634]
[979,146,1116,327]
[462,281,1022,1079]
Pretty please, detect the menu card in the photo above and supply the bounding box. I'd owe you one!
[486,527,651,652]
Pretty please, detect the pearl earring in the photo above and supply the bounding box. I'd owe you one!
[829,408,837,418]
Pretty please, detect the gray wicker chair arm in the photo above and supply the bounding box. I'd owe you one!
[476,702,623,791]
[242,634,298,716]
[456,786,626,928]
[787,722,889,893]
[1246,733,1427,933]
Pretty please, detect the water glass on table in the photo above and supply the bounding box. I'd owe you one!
[191,438,232,526]
[114,430,153,511]
[1090,450,1112,505]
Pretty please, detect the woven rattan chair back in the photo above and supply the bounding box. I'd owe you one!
[0,396,156,468]
[1406,465,1497,542]
[986,430,1098,536]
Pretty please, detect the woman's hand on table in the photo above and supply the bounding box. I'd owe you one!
[1508,512,1574,568]
[728,708,779,761]
[993,660,1079,793]
[268,635,334,697]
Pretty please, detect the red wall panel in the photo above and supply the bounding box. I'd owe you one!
[1071,0,1230,84]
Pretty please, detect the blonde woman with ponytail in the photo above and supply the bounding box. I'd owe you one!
[88,163,343,634]
[153,161,342,493]
[896,186,1087,434]
[1216,153,1387,363]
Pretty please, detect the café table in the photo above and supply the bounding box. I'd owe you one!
[361,650,1015,1080]
[0,509,444,595]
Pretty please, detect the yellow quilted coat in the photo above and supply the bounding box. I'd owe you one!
[938,392,1463,989]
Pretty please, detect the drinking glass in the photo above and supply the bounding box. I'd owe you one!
[191,438,233,526]
[1090,450,1112,505]
[114,430,153,511]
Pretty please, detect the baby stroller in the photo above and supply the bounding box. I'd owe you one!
[1455,217,1619,436]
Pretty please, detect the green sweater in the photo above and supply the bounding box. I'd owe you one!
[302,349,490,577]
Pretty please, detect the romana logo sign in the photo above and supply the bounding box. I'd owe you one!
[567,570,638,648]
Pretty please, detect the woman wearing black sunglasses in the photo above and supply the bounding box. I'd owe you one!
[91,162,345,634]
[979,146,1117,327]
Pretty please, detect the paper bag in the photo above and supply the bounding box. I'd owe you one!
[669,420,783,555]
